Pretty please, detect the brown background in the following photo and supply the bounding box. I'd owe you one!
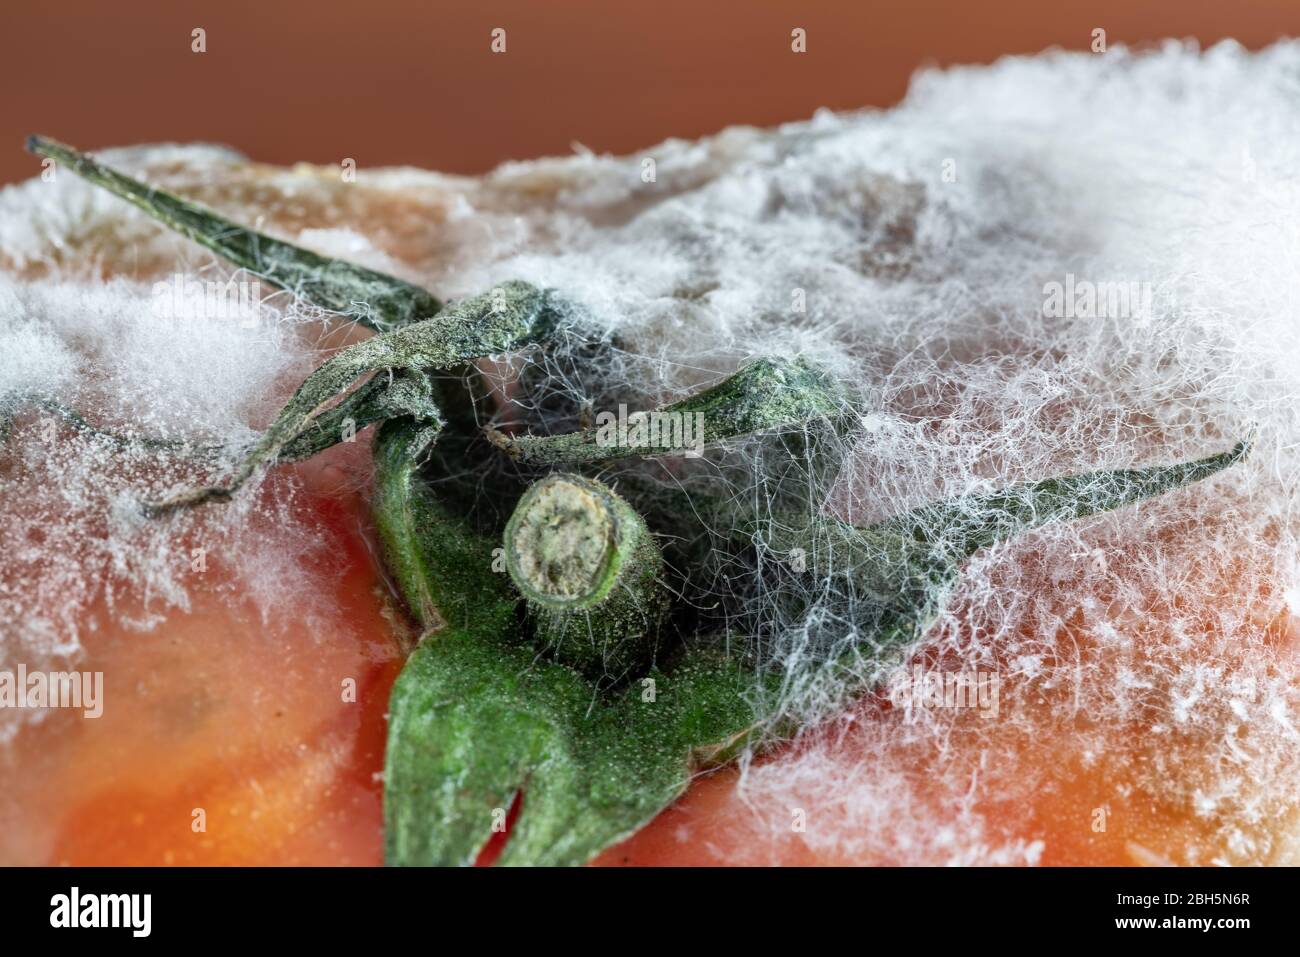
[0,1,1297,185]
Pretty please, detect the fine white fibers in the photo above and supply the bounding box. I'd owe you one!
[0,272,334,684]
[463,42,1299,863]
[2,40,1299,862]
[0,172,339,749]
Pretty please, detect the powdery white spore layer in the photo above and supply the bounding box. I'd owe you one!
[0,148,350,747]
[457,41,1299,864]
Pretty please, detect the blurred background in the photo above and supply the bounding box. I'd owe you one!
[1,0,1297,184]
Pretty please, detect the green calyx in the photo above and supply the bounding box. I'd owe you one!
[489,355,849,465]
[27,135,441,333]
[376,419,767,866]
[144,281,558,513]
[384,624,770,867]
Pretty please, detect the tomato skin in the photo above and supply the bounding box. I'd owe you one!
[3,449,400,867]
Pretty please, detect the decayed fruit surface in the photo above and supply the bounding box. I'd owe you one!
[3,489,1294,865]
[5,44,1300,865]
